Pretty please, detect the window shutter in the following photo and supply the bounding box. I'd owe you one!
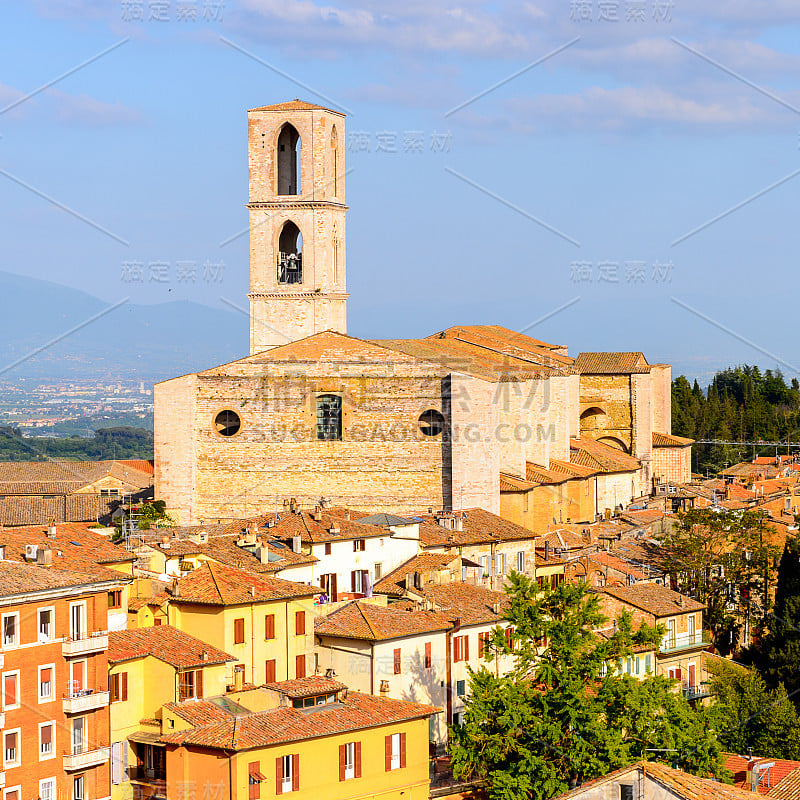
[400,732,407,768]
[248,762,260,800]
[464,635,469,661]
[42,667,52,683]
[265,615,274,640]
[393,648,401,674]
[296,611,305,636]
[266,660,276,684]
[338,744,346,781]
[112,742,123,785]
[235,618,245,644]
[41,724,52,746]
[292,754,299,792]
[122,672,128,701]
[351,571,357,592]
[4,674,16,706]
[275,757,283,795]
[295,654,306,679]
[385,736,391,771]
[424,642,431,669]
[196,670,203,699]
[355,742,362,778]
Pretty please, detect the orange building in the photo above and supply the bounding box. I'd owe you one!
[0,559,128,800]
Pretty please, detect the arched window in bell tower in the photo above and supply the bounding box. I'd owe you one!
[277,123,301,195]
[277,221,303,284]
[330,125,338,198]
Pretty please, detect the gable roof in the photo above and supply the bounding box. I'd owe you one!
[160,691,437,751]
[415,507,539,548]
[573,352,650,374]
[372,553,477,597]
[108,626,234,669]
[263,676,347,699]
[770,767,800,798]
[570,437,641,474]
[416,582,508,626]
[653,432,694,447]
[0,559,119,599]
[314,600,451,641]
[601,584,704,617]
[248,99,345,115]
[0,459,153,495]
[171,562,317,606]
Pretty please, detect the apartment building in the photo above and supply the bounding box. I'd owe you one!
[0,559,127,800]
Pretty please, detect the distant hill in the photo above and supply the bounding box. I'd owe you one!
[0,270,248,380]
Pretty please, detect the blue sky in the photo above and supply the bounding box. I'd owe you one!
[1,0,800,380]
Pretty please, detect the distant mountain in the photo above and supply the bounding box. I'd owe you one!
[0,271,248,381]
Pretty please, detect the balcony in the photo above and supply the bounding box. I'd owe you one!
[683,684,712,701]
[63,689,110,714]
[62,632,108,657]
[63,745,110,771]
[659,630,711,654]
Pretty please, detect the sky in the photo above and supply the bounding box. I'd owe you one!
[1,0,800,381]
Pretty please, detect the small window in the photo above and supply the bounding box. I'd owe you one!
[456,679,466,696]
[324,542,332,556]
[265,660,277,683]
[295,654,306,679]
[316,395,342,441]
[3,672,19,710]
[38,608,53,642]
[40,779,55,800]
[2,614,17,647]
[393,648,401,675]
[265,614,276,640]
[374,562,382,579]
[39,666,54,702]
[353,539,365,552]
[3,729,19,766]
[73,776,84,800]
[234,618,246,644]
[39,722,54,759]
[108,590,122,610]
[424,642,432,669]
[619,785,634,800]
[214,410,241,437]
[418,409,445,437]
[295,611,306,636]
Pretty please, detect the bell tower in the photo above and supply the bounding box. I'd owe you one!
[247,100,348,353]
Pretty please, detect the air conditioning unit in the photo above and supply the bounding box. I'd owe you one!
[24,544,39,562]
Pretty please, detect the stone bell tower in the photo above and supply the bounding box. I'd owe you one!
[247,100,348,353]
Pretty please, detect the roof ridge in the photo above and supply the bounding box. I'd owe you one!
[207,562,227,604]
[356,601,380,639]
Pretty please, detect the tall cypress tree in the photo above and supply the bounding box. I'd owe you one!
[756,536,800,697]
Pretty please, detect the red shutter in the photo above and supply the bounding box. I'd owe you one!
[338,744,346,782]
[675,668,682,681]
[478,633,485,659]
[292,754,299,792]
[265,660,276,683]
[275,757,283,795]
[400,732,407,768]
[296,611,305,636]
[393,648,401,674]
[424,642,432,669]
[385,736,391,771]
[351,571,357,592]
[464,635,469,661]
[196,670,203,699]
[295,655,306,679]
[110,673,118,702]
[41,724,52,747]
[235,618,245,644]
[122,671,128,701]
[4,673,16,707]
[355,742,362,778]
[265,615,275,640]
[453,637,461,663]
[249,762,260,800]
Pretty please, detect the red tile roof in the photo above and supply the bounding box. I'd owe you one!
[171,562,317,605]
[653,432,694,447]
[263,677,347,699]
[770,767,800,798]
[0,559,120,598]
[570,437,641,474]
[723,753,800,796]
[108,625,234,669]
[373,553,468,597]
[249,99,344,115]
[416,583,508,626]
[601,584,705,617]
[315,601,451,641]
[415,507,538,548]
[160,691,437,750]
[573,352,650,374]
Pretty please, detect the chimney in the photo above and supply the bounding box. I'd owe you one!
[47,524,57,539]
[171,578,180,598]
[544,541,550,561]
[201,649,208,662]
[290,498,299,514]
[233,669,244,691]
[344,509,351,520]
[250,586,256,597]
[291,536,301,554]
[311,507,323,522]
[37,546,53,566]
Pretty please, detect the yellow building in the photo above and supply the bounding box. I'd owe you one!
[165,562,319,685]
[159,678,436,800]
[107,625,234,800]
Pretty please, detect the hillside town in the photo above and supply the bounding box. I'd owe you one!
[2,101,800,800]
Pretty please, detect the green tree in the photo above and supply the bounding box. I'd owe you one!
[653,509,778,655]
[708,658,800,760]
[746,536,800,697]
[448,575,725,800]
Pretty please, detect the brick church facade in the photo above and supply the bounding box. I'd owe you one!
[154,101,690,525]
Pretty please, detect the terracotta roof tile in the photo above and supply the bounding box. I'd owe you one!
[0,559,119,598]
[601,584,704,617]
[108,625,234,669]
[160,691,437,751]
[570,437,641,474]
[373,553,473,597]
[315,601,452,641]
[414,507,539,548]
[416,583,508,626]
[248,99,344,115]
[171,562,317,605]
[653,432,694,447]
[573,352,651,374]
[770,767,800,798]
[262,677,347,698]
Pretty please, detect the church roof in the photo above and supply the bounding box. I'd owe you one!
[248,99,345,116]
[574,352,650,374]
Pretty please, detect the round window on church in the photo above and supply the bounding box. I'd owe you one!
[214,410,241,437]
[418,409,445,437]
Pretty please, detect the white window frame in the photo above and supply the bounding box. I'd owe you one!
[344,741,355,780]
[1,613,18,648]
[38,663,56,703]
[39,778,56,800]
[390,732,401,770]
[2,670,20,711]
[38,606,55,643]
[73,775,84,800]
[3,727,21,768]
[281,754,293,793]
[516,551,524,572]
[38,720,56,761]
[71,716,87,756]
[69,601,87,641]
[3,786,21,800]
